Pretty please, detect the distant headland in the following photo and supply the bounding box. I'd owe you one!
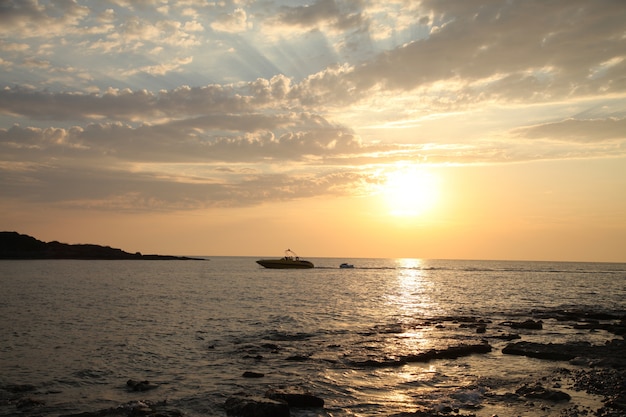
[0,232,204,260]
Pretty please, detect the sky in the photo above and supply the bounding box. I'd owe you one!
[1,0,625,262]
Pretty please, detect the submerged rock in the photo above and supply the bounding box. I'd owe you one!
[58,400,182,417]
[242,371,265,378]
[1,384,37,393]
[389,408,479,417]
[500,319,543,330]
[351,342,492,367]
[516,383,571,402]
[126,379,159,392]
[224,395,289,417]
[15,397,45,409]
[224,386,324,416]
[502,341,580,360]
[490,333,521,341]
[503,339,626,366]
[265,388,324,408]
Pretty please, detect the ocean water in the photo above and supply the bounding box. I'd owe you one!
[1,258,625,416]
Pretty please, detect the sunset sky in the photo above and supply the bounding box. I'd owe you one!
[1,0,625,262]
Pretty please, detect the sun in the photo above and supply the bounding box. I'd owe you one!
[381,166,439,217]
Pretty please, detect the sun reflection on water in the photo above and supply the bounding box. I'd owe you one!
[397,257,423,271]
[388,258,440,319]
[380,258,444,357]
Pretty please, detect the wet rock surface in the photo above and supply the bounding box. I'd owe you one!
[223,387,324,416]
[242,371,265,378]
[496,310,625,417]
[126,380,159,392]
[500,319,544,329]
[349,342,492,367]
[515,382,571,401]
[503,338,626,367]
[265,387,324,408]
[384,309,626,417]
[2,308,625,417]
[224,395,290,417]
[60,400,183,417]
[565,367,626,417]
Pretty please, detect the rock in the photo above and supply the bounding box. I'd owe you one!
[58,400,183,417]
[516,383,571,402]
[15,397,45,408]
[260,343,281,351]
[350,342,492,367]
[605,392,626,410]
[491,333,521,341]
[265,388,324,408]
[500,319,543,329]
[243,354,264,360]
[128,401,154,415]
[1,383,37,393]
[351,357,406,367]
[502,340,626,367]
[242,371,265,378]
[126,379,159,392]
[224,395,289,417]
[502,341,581,360]
[408,342,492,361]
[285,354,310,361]
[502,340,626,366]
[388,408,479,416]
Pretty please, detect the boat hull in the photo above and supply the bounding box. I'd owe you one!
[256,259,314,269]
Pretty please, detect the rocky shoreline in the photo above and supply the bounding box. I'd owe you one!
[1,309,624,417]
[0,232,204,260]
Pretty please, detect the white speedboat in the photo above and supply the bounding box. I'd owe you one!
[256,249,314,269]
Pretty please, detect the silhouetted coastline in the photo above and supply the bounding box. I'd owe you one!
[0,232,204,260]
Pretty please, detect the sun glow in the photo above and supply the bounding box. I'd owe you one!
[382,166,439,217]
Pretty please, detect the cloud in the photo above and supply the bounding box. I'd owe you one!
[0,113,366,163]
[210,8,249,33]
[515,118,626,143]
[109,16,165,48]
[0,84,248,122]
[0,0,90,38]
[343,0,626,100]
[0,41,30,53]
[0,158,375,211]
[122,56,194,77]
[275,0,365,32]
[0,74,326,123]
[0,114,384,212]
[1,0,626,214]
[261,0,369,53]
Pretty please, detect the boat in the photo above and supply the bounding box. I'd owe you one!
[340,263,354,268]
[256,249,314,269]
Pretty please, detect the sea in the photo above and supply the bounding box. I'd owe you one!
[1,258,625,417]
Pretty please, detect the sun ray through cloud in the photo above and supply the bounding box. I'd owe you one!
[1,0,625,261]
